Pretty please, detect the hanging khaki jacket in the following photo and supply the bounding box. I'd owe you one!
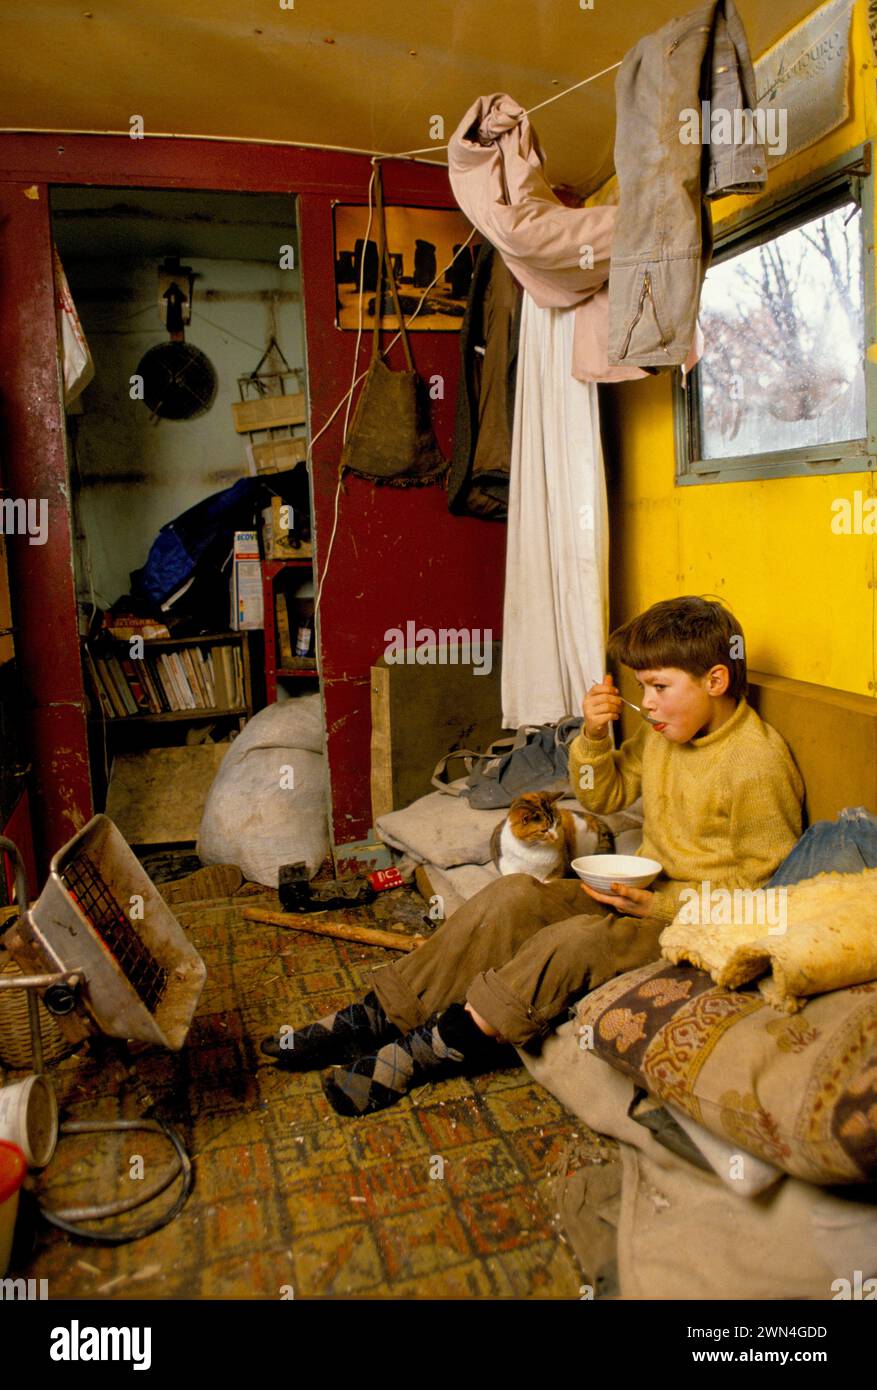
[608,0,767,368]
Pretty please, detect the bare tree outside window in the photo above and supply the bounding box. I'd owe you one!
[697,202,865,460]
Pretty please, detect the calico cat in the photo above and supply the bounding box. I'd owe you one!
[490,790,612,882]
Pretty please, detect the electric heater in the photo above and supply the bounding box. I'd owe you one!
[2,815,206,1053]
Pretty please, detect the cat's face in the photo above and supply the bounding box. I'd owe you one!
[506,792,563,844]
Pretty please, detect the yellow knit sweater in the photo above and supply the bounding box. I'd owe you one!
[568,698,805,923]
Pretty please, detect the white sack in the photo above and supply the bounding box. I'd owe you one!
[198,695,329,886]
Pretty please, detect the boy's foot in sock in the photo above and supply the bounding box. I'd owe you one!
[322,1002,498,1116]
[260,991,400,1069]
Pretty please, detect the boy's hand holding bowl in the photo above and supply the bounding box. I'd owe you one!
[572,855,661,917]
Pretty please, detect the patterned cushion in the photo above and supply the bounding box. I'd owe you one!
[576,960,877,1186]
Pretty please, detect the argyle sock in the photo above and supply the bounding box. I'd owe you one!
[260,991,401,1069]
[322,1002,498,1116]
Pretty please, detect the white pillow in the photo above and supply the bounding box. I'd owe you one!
[377,790,604,870]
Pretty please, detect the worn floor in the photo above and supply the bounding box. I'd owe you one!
[8,882,610,1299]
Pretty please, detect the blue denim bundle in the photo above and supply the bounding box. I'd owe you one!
[767,807,877,888]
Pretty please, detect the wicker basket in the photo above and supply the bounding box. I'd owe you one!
[0,949,73,1070]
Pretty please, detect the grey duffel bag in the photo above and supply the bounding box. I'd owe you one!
[431,716,584,810]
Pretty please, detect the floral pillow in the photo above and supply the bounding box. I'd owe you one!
[576,960,877,1186]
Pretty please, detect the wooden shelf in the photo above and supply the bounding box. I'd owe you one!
[276,666,318,678]
[89,706,248,725]
[262,558,312,579]
[105,632,245,650]
[82,630,254,727]
[232,392,306,433]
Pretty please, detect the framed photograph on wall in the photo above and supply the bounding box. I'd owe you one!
[333,204,477,331]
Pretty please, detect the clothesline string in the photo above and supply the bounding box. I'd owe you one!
[314,55,635,608]
[383,0,855,161]
[312,0,856,614]
[313,54,631,606]
[390,59,624,159]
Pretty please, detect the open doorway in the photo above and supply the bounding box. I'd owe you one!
[50,186,316,841]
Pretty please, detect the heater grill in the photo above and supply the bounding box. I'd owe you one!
[2,815,206,1051]
[61,853,168,1014]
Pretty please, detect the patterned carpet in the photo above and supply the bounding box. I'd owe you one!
[7,883,613,1299]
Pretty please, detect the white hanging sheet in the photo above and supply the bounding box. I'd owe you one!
[502,292,608,729]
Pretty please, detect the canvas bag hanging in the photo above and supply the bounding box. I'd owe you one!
[340,164,447,485]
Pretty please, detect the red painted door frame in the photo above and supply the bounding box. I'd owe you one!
[0,172,89,872]
[0,134,506,866]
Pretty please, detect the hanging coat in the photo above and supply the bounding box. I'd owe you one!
[448,243,521,520]
[609,0,767,367]
[447,94,703,383]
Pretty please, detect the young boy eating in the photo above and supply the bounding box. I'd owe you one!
[261,596,805,1117]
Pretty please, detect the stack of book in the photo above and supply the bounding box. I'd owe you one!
[102,614,171,642]
[83,641,245,719]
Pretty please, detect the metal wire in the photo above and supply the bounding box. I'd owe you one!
[37,1118,193,1245]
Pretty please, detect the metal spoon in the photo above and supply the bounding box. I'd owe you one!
[587,683,661,726]
[618,694,661,726]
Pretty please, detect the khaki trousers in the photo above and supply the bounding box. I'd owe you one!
[370,874,665,1047]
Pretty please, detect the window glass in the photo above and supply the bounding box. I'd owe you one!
[696,201,865,460]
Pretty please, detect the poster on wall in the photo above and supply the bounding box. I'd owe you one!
[753,0,853,169]
[333,204,476,331]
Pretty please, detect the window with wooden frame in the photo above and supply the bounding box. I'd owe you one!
[674,143,876,485]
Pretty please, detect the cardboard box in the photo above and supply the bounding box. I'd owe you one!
[232,392,306,434]
[262,498,313,561]
[249,437,307,476]
[369,642,505,822]
[230,531,264,631]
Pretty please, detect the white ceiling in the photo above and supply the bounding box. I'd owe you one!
[3,0,825,192]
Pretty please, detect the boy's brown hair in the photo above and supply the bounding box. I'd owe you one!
[608,596,747,701]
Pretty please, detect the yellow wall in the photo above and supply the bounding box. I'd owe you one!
[604,0,877,699]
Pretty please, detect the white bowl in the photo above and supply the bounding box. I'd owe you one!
[571,854,663,892]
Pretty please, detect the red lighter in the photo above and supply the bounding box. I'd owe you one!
[367,867,404,892]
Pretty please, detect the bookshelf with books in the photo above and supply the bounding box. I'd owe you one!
[82,632,254,725]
